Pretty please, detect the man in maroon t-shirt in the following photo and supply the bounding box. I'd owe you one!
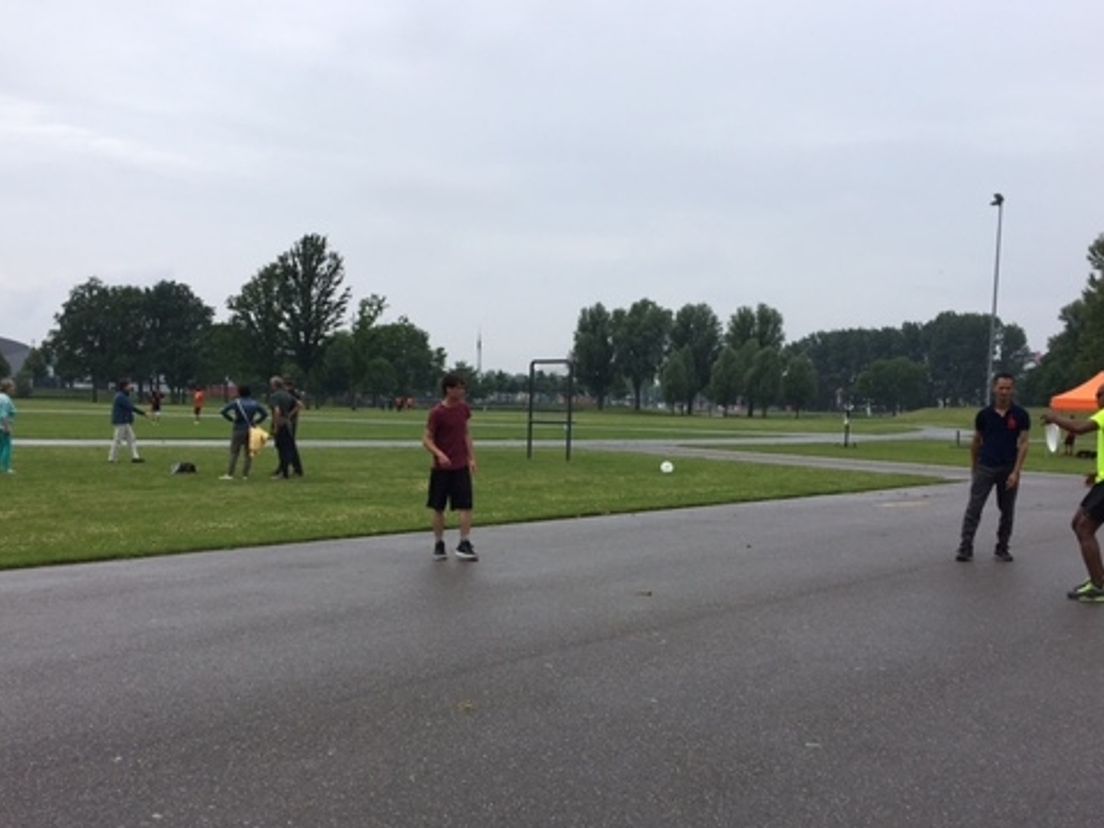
[422,373,479,561]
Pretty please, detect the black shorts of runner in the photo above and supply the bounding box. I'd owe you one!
[427,468,473,512]
[1080,481,1104,524]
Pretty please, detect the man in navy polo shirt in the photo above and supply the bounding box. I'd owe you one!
[956,372,1031,562]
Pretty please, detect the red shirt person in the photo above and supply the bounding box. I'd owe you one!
[422,374,478,562]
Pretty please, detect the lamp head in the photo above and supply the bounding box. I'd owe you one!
[991,193,1004,206]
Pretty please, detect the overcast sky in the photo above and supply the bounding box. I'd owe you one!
[3,1,1103,374]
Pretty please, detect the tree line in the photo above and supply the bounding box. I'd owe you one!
[17,230,1104,412]
[20,232,575,406]
[27,234,444,405]
[572,301,1032,416]
[571,231,1104,415]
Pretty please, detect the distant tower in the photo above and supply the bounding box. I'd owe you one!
[476,329,483,374]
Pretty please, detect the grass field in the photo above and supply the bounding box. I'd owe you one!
[7,400,1049,571]
[702,437,1093,476]
[0,445,940,570]
[9,398,968,441]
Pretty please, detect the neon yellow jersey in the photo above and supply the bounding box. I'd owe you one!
[1094,410,1104,483]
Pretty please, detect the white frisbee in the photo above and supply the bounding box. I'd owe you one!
[660,461,674,474]
[1045,422,1061,454]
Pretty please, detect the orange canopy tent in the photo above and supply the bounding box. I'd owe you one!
[1049,371,1104,412]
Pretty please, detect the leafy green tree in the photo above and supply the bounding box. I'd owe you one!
[745,347,783,417]
[855,357,929,413]
[107,285,151,390]
[228,234,353,386]
[708,346,744,415]
[995,322,1030,378]
[611,298,672,411]
[273,234,352,385]
[144,281,213,397]
[316,330,356,404]
[363,316,442,398]
[48,278,116,400]
[660,346,693,414]
[362,357,397,407]
[227,264,288,381]
[725,303,785,351]
[670,303,721,413]
[350,294,389,396]
[21,348,50,384]
[1066,233,1104,382]
[782,353,817,417]
[14,368,32,397]
[194,323,251,398]
[572,303,617,409]
[731,339,760,414]
[926,311,991,405]
[0,351,9,379]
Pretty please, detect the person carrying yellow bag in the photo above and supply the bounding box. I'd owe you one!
[218,385,268,481]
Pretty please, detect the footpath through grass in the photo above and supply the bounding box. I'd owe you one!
[706,437,1092,476]
[0,446,940,570]
[11,399,926,441]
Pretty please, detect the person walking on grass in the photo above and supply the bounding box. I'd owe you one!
[422,373,478,562]
[0,378,16,475]
[269,376,303,479]
[109,379,147,464]
[148,387,164,423]
[955,371,1030,562]
[192,386,205,424]
[1043,386,1104,603]
[218,385,267,480]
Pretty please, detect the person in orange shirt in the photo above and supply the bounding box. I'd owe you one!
[193,387,206,424]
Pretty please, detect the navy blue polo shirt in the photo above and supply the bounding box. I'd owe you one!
[975,404,1030,467]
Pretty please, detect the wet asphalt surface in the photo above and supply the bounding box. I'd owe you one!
[3,464,1103,827]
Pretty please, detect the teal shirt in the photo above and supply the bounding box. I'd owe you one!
[0,392,15,430]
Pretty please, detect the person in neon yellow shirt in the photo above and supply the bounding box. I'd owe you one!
[1043,385,1104,603]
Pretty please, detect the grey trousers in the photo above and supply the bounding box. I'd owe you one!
[228,429,252,477]
[958,464,1017,553]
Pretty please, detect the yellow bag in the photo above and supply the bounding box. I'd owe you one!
[248,426,269,457]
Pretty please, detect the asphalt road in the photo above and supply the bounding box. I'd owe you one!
[2,470,1102,827]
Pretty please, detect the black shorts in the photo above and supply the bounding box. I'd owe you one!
[427,468,473,512]
[1081,482,1104,523]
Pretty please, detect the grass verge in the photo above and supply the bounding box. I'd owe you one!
[0,446,941,570]
[701,438,1093,475]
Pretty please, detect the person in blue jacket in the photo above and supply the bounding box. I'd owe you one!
[108,379,147,463]
[218,385,268,480]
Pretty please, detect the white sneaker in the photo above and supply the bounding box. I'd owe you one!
[219,474,234,480]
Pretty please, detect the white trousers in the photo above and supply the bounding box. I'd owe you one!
[109,424,139,461]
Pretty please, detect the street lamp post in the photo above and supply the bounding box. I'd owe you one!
[984,193,1004,404]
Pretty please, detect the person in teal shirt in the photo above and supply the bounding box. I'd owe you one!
[1043,385,1104,603]
[0,378,16,474]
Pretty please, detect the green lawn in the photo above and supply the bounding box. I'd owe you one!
[705,437,1093,475]
[8,398,961,441]
[0,445,940,570]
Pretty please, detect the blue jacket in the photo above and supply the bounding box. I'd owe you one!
[111,391,144,425]
[220,398,268,432]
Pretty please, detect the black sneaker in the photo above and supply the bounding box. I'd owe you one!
[994,549,1014,562]
[455,540,478,562]
[955,549,973,562]
[131,457,145,464]
[433,540,447,561]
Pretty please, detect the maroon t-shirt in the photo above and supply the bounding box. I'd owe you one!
[427,402,471,470]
